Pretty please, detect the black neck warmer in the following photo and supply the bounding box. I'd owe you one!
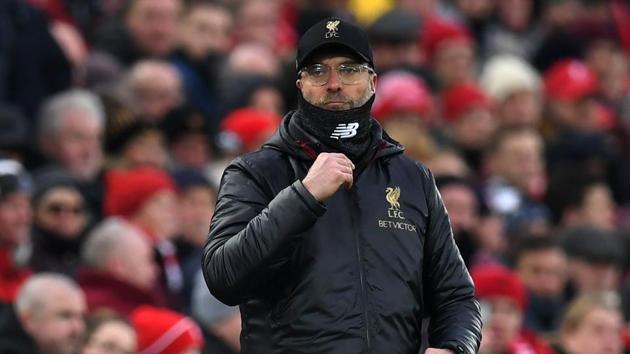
[290,93,375,161]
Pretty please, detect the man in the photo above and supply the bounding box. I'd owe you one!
[94,0,182,66]
[483,127,549,237]
[78,217,161,316]
[0,273,86,354]
[38,90,105,183]
[513,236,568,334]
[126,60,184,124]
[203,18,481,354]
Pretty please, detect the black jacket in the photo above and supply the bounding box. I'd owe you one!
[0,302,38,354]
[202,112,482,354]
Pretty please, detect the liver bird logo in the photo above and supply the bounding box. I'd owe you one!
[385,187,401,210]
[325,20,340,38]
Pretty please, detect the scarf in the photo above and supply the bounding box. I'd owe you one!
[290,93,375,161]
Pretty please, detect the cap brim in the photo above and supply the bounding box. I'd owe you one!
[298,41,371,70]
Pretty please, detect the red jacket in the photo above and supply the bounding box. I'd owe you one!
[0,247,31,303]
[77,268,166,317]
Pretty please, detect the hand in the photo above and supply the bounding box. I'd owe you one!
[302,153,354,202]
[424,349,455,354]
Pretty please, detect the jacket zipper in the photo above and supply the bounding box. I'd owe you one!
[349,185,371,352]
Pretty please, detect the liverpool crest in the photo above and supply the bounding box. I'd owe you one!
[325,20,340,38]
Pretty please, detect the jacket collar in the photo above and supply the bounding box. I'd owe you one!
[263,110,404,163]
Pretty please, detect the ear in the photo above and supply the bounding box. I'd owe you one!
[371,73,377,94]
[296,79,303,90]
[18,311,37,335]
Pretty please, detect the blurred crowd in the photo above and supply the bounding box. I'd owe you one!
[0,0,629,353]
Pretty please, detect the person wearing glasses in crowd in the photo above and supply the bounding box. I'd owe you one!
[29,168,88,278]
[202,18,481,354]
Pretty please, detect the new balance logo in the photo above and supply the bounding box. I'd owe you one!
[330,122,359,139]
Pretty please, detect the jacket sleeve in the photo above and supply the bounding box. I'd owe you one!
[202,159,325,306]
[420,165,482,354]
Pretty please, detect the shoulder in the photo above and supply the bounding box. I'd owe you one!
[384,154,433,183]
[230,148,290,175]
[220,148,296,197]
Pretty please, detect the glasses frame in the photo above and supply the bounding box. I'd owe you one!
[299,63,375,86]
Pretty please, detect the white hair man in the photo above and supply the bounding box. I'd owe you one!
[13,273,86,354]
[38,89,105,182]
[78,217,159,315]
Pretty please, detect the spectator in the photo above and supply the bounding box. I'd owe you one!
[217,108,281,154]
[513,236,569,334]
[543,59,601,135]
[425,149,471,178]
[30,169,88,277]
[371,70,437,162]
[171,169,216,311]
[82,313,137,354]
[106,117,168,170]
[448,0,494,52]
[94,0,182,66]
[38,89,105,183]
[126,60,184,123]
[131,305,204,354]
[103,167,183,309]
[560,227,625,296]
[556,291,624,354]
[483,127,549,236]
[441,82,497,172]
[78,217,161,315]
[422,18,476,88]
[473,265,555,354]
[172,1,233,126]
[532,0,583,72]
[212,108,281,185]
[482,0,544,60]
[220,74,286,118]
[37,90,106,220]
[367,7,423,72]
[160,106,213,171]
[191,271,240,354]
[480,55,543,128]
[0,159,33,302]
[435,175,483,268]
[546,171,617,230]
[0,0,72,127]
[224,43,282,78]
[0,273,86,354]
[233,0,287,54]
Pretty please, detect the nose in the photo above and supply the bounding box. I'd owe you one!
[326,68,342,91]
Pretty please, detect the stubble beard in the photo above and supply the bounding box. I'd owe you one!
[306,81,374,111]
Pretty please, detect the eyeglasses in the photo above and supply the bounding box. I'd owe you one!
[44,202,84,215]
[299,63,374,86]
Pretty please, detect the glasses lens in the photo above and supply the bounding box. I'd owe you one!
[338,64,366,85]
[46,203,84,215]
[304,64,330,86]
[303,64,370,86]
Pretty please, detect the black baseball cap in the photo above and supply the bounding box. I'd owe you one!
[296,17,374,71]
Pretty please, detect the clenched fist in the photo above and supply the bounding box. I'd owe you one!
[302,153,355,202]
